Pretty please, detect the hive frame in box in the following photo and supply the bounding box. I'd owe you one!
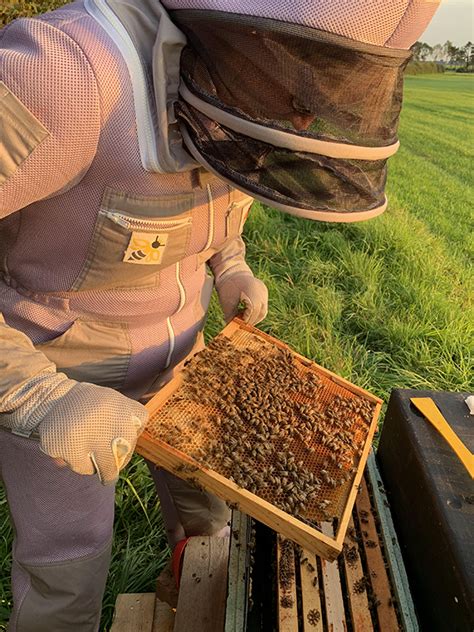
[136,320,382,561]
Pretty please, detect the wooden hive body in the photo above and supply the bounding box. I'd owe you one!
[111,454,418,631]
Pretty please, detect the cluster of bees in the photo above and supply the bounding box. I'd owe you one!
[278,537,295,609]
[154,333,375,522]
[279,539,320,624]
[353,576,383,610]
[353,577,368,594]
[344,544,359,568]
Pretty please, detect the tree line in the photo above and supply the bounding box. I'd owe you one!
[412,41,473,71]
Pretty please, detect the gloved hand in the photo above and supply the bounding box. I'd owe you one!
[215,272,268,325]
[4,372,148,484]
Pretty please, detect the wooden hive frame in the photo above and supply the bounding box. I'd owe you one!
[137,320,382,561]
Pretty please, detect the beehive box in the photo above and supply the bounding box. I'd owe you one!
[247,465,414,632]
[137,319,382,560]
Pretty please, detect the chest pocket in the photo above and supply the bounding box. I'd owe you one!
[225,190,253,240]
[71,188,194,291]
[196,187,253,268]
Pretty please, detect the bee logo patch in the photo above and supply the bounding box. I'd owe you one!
[123,231,169,265]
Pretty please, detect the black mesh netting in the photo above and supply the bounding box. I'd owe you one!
[171,10,411,147]
[177,102,387,213]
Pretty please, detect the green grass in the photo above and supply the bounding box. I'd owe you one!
[406,61,445,75]
[0,1,69,26]
[0,11,473,629]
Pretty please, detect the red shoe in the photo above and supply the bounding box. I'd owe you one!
[171,537,191,588]
[155,538,190,608]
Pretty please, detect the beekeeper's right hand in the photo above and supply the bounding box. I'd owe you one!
[2,371,148,484]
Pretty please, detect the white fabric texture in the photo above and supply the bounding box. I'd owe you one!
[0,312,148,484]
[0,430,116,630]
[0,3,260,401]
[161,0,440,48]
[0,11,101,216]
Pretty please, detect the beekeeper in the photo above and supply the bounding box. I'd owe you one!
[0,1,439,629]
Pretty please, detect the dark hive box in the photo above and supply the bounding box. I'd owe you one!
[377,389,474,632]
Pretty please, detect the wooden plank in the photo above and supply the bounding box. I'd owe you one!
[276,537,299,632]
[173,536,230,632]
[366,452,419,631]
[137,433,341,561]
[153,600,175,632]
[110,593,155,632]
[341,517,374,632]
[299,549,323,632]
[320,523,347,632]
[356,478,399,631]
[225,511,250,632]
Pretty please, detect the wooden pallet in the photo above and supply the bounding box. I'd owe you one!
[110,540,226,632]
[110,594,173,632]
[137,319,382,560]
[110,510,248,632]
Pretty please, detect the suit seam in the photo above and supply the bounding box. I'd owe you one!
[16,536,113,569]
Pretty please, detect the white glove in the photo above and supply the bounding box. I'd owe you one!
[215,272,268,325]
[3,372,148,484]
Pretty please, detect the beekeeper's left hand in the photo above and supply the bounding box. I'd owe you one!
[215,272,268,325]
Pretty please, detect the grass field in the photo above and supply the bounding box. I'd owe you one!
[0,21,473,629]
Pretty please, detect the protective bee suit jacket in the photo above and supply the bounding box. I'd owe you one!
[0,0,256,405]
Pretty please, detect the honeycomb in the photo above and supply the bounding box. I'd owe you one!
[146,324,377,524]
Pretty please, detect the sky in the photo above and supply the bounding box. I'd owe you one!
[421,0,473,46]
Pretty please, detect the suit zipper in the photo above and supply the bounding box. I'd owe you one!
[84,0,162,172]
[101,209,191,231]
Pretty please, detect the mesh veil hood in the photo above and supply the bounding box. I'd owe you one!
[158,1,438,222]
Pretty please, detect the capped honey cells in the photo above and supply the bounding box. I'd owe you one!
[147,330,376,523]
